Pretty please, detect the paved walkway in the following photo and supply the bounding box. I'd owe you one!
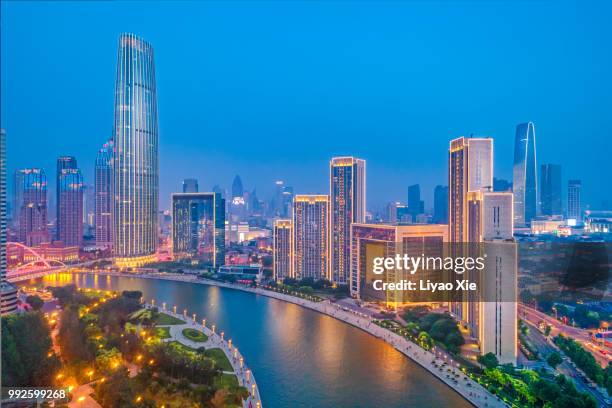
[150,306,262,408]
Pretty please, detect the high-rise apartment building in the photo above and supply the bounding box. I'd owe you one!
[56,156,77,229]
[448,137,493,242]
[12,170,24,226]
[433,185,449,224]
[293,195,329,281]
[567,179,582,222]
[273,219,292,281]
[330,157,365,285]
[57,167,84,247]
[513,122,537,226]
[0,129,18,315]
[95,140,113,248]
[113,34,159,267]
[182,178,198,193]
[540,164,562,217]
[172,192,225,269]
[18,168,49,246]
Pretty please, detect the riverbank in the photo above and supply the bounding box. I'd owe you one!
[70,270,503,408]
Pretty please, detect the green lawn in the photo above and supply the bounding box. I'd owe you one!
[205,348,233,372]
[155,313,186,325]
[156,326,171,339]
[168,340,198,354]
[214,373,239,388]
[182,328,208,342]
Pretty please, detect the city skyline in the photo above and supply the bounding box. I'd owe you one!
[2,2,611,211]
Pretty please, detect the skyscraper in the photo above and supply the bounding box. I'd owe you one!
[540,164,562,216]
[182,178,198,193]
[433,185,449,224]
[293,195,329,281]
[58,167,84,247]
[407,184,424,218]
[56,156,77,229]
[449,137,493,242]
[95,140,113,248]
[567,179,582,222]
[0,129,18,315]
[172,192,225,269]
[512,122,537,226]
[232,175,244,199]
[18,168,49,246]
[113,33,159,267]
[330,157,366,285]
[12,170,24,226]
[273,219,292,281]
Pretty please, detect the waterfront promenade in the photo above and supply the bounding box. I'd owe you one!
[73,270,505,408]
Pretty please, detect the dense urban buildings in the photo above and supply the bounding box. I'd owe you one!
[512,122,538,226]
[57,167,84,247]
[182,178,198,193]
[293,195,329,280]
[567,179,582,222]
[540,164,562,217]
[448,137,493,242]
[433,185,448,224]
[330,157,366,285]
[95,140,113,248]
[18,168,49,246]
[0,129,18,315]
[171,192,225,269]
[112,33,160,267]
[273,219,292,281]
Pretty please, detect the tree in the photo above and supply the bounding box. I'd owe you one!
[547,351,563,369]
[418,331,433,349]
[478,352,499,369]
[26,295,44,311]
[58,305,93,363]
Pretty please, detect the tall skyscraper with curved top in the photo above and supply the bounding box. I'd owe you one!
[512,122,537,226]
[113,34,159,267]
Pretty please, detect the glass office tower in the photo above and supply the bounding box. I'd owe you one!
[113,34,159,267]
[172,193,225,269]
[512,122,537,226]
[95,140,113,248]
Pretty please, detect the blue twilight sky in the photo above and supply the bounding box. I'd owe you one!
[2,1,611,212]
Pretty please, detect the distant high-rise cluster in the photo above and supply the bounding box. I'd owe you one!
[512,122,537,226]
[112,33,159,267]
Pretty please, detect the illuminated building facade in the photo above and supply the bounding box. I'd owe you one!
[513,122,537,226]
[330,157,365,285]
[350,223,448,306]
[58,167,84,247]
[293,195,329,280]
[113,33,159,267]
[273,219,292,281]
[56,156,77,231]
[18,168,49,246]
[449,137,493,242]
[95,140,113,248]
[567,179,582,222]
[172,193,225,269]
[0,129,18,315]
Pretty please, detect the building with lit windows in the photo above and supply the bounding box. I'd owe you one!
[330,157,365,285]
[273,219,292,281]
[95,140,113,248]
[58,167,84,247]
[349,223,448,306]
[293,195,329,280]
[567,179,582,222]
[18,168,49,246]
[448,137,493,243]
[513,122,537,226]
[172,193,225,269]
[112,33,159,267]
[0,129,18,315]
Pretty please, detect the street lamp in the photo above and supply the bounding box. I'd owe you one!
[192,313,196,322]
[202,318,206,327]
[173,305,177,314]
[246,369,251,381]
[221,331,225,341]
[212,324,216,334]
[162,302,166,311]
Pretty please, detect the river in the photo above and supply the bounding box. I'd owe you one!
[29,272,471,408]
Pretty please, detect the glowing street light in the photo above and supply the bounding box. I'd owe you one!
[202,318,206,327]
[162,302,166,311]
[251,383,256,396]
[173,305,177,314]
[192,313,196,322]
